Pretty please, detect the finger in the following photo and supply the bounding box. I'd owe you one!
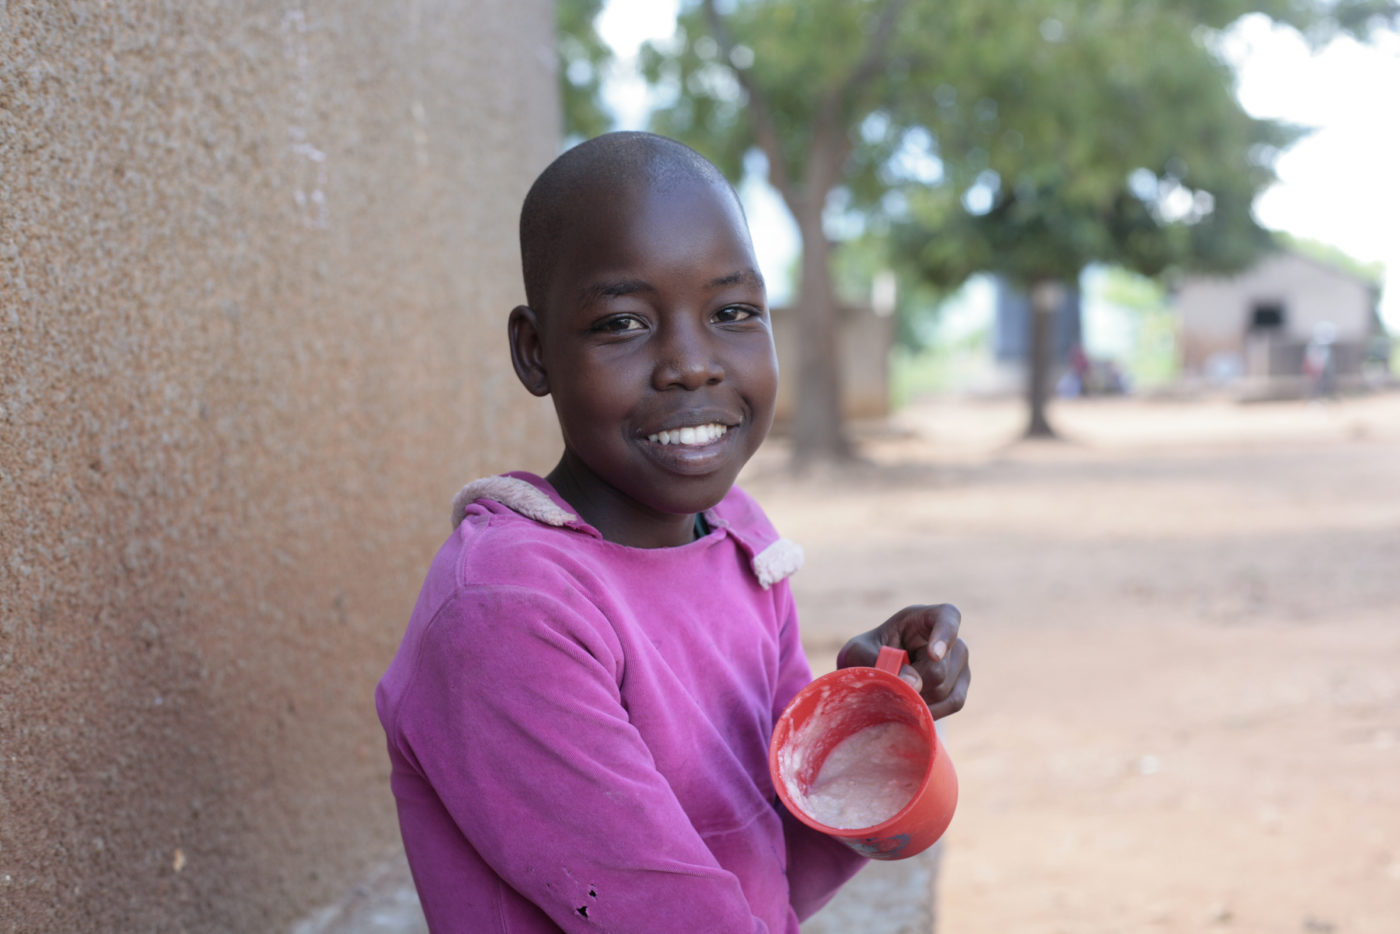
[925,604,961,662]
[898,663,923,693]
[915,636,966,706]
[880,605,957,692]
[924,638,968,711]
[927,658,970,720]
[911,645,946,694]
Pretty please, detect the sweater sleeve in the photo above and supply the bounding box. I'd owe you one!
[390,584,770,934]
[767,581,869,919]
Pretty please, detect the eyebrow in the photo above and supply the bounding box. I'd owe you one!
[706,268,765,290]
[578,268,765,305]
[579,279,654,305]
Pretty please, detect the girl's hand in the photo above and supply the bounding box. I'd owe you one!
[835,604,969,720]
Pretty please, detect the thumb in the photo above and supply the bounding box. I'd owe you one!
[897,663,923,692]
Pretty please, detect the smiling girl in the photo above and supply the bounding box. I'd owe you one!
[376,132,970,934]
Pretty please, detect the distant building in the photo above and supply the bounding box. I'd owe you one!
[1173,250,1387,394]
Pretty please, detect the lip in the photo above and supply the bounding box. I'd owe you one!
[634,409,745,476]
[640,408,743,437]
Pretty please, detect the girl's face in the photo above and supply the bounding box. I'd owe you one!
[511,176,778,548]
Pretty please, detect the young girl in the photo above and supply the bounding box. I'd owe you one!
[376,132,970,933]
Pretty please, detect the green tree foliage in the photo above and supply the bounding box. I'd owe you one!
[890,1,1393,435]
[889,1,1312,435]
[628,0,1393,453]
[558,0,614,141]
[1309,0,1400,34]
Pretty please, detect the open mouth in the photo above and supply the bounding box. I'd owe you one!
[646,423,730,446]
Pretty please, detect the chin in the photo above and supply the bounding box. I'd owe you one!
[640,472,740,517]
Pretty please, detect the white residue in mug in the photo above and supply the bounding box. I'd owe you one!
[800,721,926,829]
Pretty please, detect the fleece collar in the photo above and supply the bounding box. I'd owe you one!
[449,473,802,590]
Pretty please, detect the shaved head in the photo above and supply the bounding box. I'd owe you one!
[519,132,745,313]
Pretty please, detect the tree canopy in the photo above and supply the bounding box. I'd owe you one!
[882,2,1311,434]
[604,0,1398,452]
[557,0,613,142]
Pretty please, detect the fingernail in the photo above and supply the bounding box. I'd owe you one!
[900,672,920,688]
[932,640,948,660]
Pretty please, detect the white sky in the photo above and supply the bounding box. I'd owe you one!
[596,2,1400,329]
[1224,15,1400,329]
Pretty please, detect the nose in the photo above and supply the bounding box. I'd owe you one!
[652,317,724,391]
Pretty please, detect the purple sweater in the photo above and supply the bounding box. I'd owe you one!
[376,472,865,933]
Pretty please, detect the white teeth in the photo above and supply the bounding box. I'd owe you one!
[647,423,729,446]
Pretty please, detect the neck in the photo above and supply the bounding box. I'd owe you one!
[546,455,697,549]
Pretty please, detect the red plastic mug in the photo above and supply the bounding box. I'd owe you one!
[769,646,957,860]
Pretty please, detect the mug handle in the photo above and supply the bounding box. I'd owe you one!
[875,645,909,674]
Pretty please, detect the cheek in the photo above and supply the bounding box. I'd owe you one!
[737,348,779,447]
[551,369,634,444]
[745,346,780,410]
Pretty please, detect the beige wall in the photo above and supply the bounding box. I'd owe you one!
[773,304,894,423]
[0,2,559,930]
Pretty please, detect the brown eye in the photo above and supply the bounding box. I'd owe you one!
[713,306,758,324]
[592,315,646,333]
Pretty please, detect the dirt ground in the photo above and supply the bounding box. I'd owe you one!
[741,391,1400,934]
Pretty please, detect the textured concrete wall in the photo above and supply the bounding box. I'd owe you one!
[0,2,559,931]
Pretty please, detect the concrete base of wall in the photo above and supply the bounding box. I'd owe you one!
[318,842,944,934]
[292,852,426,934]
[802,842,943,934]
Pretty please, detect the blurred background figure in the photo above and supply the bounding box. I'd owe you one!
[1304,320,1338,399]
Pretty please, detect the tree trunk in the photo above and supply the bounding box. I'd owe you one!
[789,205,852,466]
[774,120,853,468]
[1025,278,1061,439]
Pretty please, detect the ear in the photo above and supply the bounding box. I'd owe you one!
[508,305,551,397]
